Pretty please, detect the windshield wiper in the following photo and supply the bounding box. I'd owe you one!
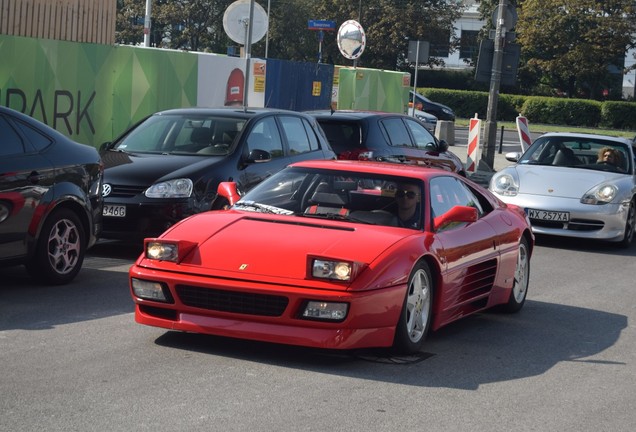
[234,201,294,215]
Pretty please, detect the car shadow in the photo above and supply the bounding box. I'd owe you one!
[534,234,636,256]
[0,241,140,331]
[153,299,626,390]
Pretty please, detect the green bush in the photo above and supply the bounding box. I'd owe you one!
[423,89,487,119]
[416,87,636,129]
[522,97,601,126]
[601,101,636,130]
[420,88,526,121]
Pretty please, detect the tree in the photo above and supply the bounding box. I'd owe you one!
[252,0,322,61]
[476,0,636,99]
[115,1,463,72]
[517,0,636,99]
[115,0,145,45]
[313,0,463,71]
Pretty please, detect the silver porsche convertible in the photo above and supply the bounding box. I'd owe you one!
[489,132,636,247]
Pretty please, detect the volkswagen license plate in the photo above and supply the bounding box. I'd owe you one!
[103,205,126,217]
[527,209,569,222]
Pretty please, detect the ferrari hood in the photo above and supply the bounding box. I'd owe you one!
[515,165,622,198]
[158,212,408,281]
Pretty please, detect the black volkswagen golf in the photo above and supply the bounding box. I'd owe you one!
[100,107,336,240]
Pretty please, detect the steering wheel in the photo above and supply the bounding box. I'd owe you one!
[298,176,322,212]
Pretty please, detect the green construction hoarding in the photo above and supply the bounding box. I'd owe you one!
[0,34,197,146]
[1,34,412,148]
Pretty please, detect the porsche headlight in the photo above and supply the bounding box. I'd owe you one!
[581,184,617,205]
[145,178,193,198]
[490,172,519,196]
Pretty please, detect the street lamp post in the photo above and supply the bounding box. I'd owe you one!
[482,0,507,171]
[143,0,152,47]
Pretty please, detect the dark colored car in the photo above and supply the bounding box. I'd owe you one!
[410,90,456,122]
[0,106,103,284]
[308,110,465,176]
[100,107,336,240]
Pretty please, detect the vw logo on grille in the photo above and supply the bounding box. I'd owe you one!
[102,184,112,197]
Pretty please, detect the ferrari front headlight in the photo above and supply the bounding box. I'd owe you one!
[144,239,197,263]
[146,241,178,261]
[581,184,617,205]
[145,178,193,198]
[312,259,353,281]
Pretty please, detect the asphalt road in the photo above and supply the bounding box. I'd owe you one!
[1,235,635,432]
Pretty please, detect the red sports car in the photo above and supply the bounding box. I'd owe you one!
[129,160,534,354]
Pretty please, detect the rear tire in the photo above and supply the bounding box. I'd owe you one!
[26,208,86,285]
[392,261,433,354]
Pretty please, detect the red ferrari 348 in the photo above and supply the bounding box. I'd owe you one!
[129,160,534,354]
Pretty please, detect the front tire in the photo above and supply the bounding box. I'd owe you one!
[501,237,530,313]
[392,261,433,354]
[26,208,86,285]
[618,199,635,248]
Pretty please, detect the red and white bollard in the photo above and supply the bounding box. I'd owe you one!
[466,114,481,173]
[516,114,532,153]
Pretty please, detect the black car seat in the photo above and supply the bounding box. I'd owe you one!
[190,127,212,147]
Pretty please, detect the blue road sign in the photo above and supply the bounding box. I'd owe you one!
[308,20,336,31]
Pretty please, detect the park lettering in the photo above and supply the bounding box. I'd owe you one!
[1,88,95,136]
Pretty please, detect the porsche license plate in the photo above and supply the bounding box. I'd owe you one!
[527,209,569,222]
[103,205,126,217]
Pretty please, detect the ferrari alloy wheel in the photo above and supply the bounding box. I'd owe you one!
[27,208,86,285]
[618,199,635,248]
[502,237,530,313]
[392,261,433,354]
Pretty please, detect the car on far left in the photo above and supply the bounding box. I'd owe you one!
[0,106,103,284]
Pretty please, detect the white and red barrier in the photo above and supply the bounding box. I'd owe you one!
[516,114,532,153]
[466,114,481,173]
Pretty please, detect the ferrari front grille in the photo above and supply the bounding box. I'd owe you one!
[175,285,289,316]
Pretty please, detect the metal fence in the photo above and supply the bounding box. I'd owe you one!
[0,0,115,45]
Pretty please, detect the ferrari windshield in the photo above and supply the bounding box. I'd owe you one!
[234,167,424,229]
[113,114,245,155]
[518,136,632,174]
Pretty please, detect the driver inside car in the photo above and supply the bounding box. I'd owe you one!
[597,147,623,169]
[392,182,422,229]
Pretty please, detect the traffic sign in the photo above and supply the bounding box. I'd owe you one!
[308,20,336,31]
